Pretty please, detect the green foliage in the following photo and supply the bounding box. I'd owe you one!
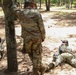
[73,1,76,5]
[73,1,76,7]
[51,0,57,3]
[36,0,44,3]
[17,0,24,3]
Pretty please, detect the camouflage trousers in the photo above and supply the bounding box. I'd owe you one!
[55,53,76,68]
[23,37,42,72]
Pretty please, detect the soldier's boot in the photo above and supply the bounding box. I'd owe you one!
[45,63,54,72]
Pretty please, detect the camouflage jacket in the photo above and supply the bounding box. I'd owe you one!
[59,44,72,54]
[55,53,73,66]
[16,8,45,41]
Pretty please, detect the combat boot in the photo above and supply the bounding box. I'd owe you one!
[45,63,54,72]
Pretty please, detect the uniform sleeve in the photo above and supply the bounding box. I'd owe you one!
[59,46,63,54]
[37,14,46,41]
[12,4,23,20]
[55,55,63,67]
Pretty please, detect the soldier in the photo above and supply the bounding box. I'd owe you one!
[52,40,76,68]
[12,1,47,75]
[53,40,72,62]
[59,40,72,54]
[52,40,73,68]
[53,52,76,68]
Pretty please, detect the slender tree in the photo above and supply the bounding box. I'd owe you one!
[39,0,42,9]
[45,0,50,11]
[2,0,18,72]
[70,0,73,8]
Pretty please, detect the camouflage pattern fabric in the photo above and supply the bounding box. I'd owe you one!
[53,41,72,62]
[52,41,76,68]
[0,39,4,60]
[16,9,45,41]
[23,37,42,67]
[59,42,72,54]
[70,58,76,67]
[14,8,45,75]
[53,52,59,62]
[53,41,73,67]
[54,53,76,68]
[55,53,73,66]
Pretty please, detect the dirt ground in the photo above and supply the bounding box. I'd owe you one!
[0,7,76,75]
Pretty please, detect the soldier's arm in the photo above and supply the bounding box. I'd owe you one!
[37,14,45,42]
[11,3,23,20]
[59,46,63,54]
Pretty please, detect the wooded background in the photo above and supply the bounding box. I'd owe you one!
[0,0,76,73]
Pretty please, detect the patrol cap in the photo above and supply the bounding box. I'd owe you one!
[24,0,37,8]
[61,40,69,46]
[61,40,68,43]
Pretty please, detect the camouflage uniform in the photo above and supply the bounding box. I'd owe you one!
[14,7,45,75]
[59,40,72,54]
[54,53,76,68]
[53,40,72,62]
[0,38,4,60]
[59,43,72,54]
[53,40,76,67]
[53,40,75,67]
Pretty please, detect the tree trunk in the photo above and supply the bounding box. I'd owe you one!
[45,0,47,10]
[45,0,50,11]
[57,0,60,6]
[39,0,42,9]
[47,0,50,11]
[2,0,18,72]
[65,0,70,9]
[70,0,73,8]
